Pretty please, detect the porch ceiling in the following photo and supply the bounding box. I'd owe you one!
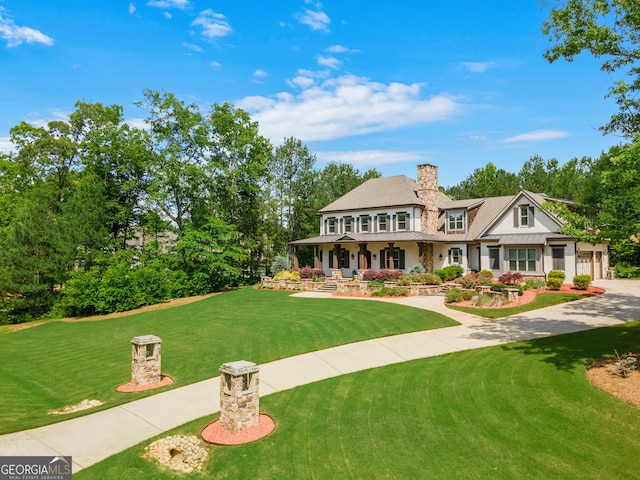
[290,231,445,245]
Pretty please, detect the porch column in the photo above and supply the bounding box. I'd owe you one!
[314,245,320,269]
[418,242,425,267]
[425,243,434,273]
[293,246,299,269]
[358,243,368,270]
[388,242,395,270]
[333,244,340,268]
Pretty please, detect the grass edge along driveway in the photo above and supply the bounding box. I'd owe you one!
[0,288,457,434]
[76,320,640,480]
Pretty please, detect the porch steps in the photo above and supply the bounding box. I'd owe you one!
[314,281,337,293]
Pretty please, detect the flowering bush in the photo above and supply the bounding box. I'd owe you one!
[498,271,523,285]
[362,269,403,282]
[459,273,482,289]
[273,270,301,282]
[299,266,326,279]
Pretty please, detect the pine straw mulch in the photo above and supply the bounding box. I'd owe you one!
[587,357,640,409]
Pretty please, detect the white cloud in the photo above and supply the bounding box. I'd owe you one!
[209,61,222,68]
[317,55,340,69]
[458,61,496,73]
[287,76,316,89]
[124,117,148,130]
[317,150,426,168]
[183,42,202,52]
[501,129,570,143]
[0,7,53,47]
[147,0,189,8]
[128,3,136,14]
[253,69,267,78]
[237,74,463,142]
[192,9,232,40]
[0,136,16,154]
[325,44,358,54]
[296,6,330,32]
[164,12,172,19]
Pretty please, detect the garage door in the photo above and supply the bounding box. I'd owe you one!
[577,252,593,278]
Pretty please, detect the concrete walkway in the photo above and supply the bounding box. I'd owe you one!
[0,280,638,473]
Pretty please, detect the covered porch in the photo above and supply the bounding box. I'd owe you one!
[290,232,444,278]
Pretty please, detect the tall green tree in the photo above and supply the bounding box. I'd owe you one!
[445,162,519,200]
[313,162,381,210]
[543,0,640,136]
[267,137,317,260]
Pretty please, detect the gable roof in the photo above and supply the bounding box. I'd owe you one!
[319,175,424,213]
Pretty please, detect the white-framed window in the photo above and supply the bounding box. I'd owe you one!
[378,213,387,231]
[328,217,336,233]
[450,247,463,264]
[448,212,463,231]
[508,248,537,272]
[344,216,352,233]
[361,215,369,232]
[397,212,407,230]
[514,205,535,228]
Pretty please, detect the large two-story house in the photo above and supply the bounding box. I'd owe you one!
[290,164,608,281]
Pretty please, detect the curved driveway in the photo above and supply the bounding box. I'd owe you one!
[0,280,638,473]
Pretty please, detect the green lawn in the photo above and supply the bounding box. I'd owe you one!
[447,292,587,318]
[0,288,457,434]
[76,321,640,480]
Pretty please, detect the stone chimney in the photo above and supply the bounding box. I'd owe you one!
[417,163,439,235]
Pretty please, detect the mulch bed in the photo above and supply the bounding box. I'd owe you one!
[454,285,604,309]
[116,375,174,393]
[201,414,275,445]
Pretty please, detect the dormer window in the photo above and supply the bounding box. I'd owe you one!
[448,212,464,231]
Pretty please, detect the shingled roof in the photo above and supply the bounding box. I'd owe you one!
[319,175,425,213]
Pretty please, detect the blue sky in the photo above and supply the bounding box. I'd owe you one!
[0,0,622,187]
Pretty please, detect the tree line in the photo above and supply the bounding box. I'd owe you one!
[0,90,379,323]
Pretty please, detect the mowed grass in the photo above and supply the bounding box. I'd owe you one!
[77,321,640,480]
[0,288,457,434]
[447,292,587,318]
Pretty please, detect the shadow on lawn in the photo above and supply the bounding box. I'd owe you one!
[460,287,640,371]
[500,321,640,371]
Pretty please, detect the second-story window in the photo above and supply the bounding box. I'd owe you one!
[378,213,387,231]
[328,217,336,233]
[448,212,463,231]
[520,206,529,226]
[397,212,407,230]
[344,216,352,233]
[361,215,369,232]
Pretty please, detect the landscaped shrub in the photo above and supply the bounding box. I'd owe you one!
[415,273,443,285]
[299,266,326,279]
[408,263,426,274]
[272,270,301,282]
[434,265,464,282]
[546,277,563,290]
[547,270,566,280]
[523,277,546,290]
[445,287,464,303]
[614,262,640,278]
[498,271,523,285]
[395,272,442,286]
[370,287,409,297]
[477,269,493,279]
[459,273,482,289]
[573,274,592,290]
[362,269,403,282]
[462,289,475,301]
[271,255,288,274]
[368,280,385,287]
